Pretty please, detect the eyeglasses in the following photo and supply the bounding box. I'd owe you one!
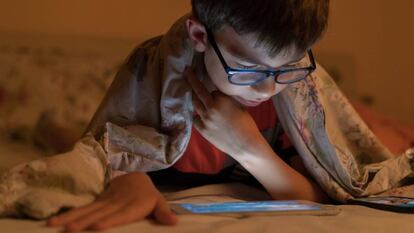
[206,28,316,86]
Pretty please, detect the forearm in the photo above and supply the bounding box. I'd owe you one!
[236,135,329,203]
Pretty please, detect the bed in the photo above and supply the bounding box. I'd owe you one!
[1,182,414,233]
[0,32,413,233]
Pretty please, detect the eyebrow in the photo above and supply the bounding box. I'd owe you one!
[234,53,306,69]
[221,41,307,69]
[234,54,260,65]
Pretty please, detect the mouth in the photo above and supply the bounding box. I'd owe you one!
[233,96,266,107]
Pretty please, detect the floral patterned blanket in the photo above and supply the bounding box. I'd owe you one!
[273,68,414,201]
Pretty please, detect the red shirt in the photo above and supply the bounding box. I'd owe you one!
[173,99,291,174]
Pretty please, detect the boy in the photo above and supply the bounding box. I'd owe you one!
[47,0,329,231]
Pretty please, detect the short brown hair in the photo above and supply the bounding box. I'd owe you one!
[192,0,329,56]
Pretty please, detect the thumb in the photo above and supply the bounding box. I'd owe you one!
[153,196,178,225]
[192,115,207,134]
[210,90,225,98]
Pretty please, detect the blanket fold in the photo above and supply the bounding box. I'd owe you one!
[0,135,107,219]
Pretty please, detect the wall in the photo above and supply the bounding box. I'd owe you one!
[315,0,414,122]
[0,0,413,121]
[0,0,191,40]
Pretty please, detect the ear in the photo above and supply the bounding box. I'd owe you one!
[186,17,208,52]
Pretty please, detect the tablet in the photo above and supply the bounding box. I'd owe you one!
[171,200,341,217]
[347,196,414,213]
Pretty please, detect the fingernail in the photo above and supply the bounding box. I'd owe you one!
[90,223,105,230]
[46,218,59,226]
[63,223,80,233]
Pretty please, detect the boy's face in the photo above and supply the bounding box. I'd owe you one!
[187,20,304,107]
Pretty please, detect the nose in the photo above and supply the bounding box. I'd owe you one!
[250,77,278,99]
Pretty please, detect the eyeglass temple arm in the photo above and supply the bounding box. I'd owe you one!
[205,27,231,70]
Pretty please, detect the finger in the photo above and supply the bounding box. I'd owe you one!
[184,67,212,106]
[192,115,206,132]
[192,89,206,115]
[210,90,241,106]
[88,201,153,230]
[47,201,106,227]
[210,90,225,98]
[63,202,125,232]
[153,197,177,225]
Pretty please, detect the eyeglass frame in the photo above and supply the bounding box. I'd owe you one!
[205,27,316,86]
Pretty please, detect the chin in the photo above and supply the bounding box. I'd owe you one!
[233,96,264,107]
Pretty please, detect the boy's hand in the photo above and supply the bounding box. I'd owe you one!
[47,172,177,232]
[184,67,264,161]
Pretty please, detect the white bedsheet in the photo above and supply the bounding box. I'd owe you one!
[1,183,413,233]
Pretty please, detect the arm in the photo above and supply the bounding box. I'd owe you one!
[237,134,329,202]
[185,67,329,203]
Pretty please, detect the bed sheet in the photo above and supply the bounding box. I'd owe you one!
[0,183,413,233]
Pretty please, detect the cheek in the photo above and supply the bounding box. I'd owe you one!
[204,50,221,79]
[203,50,238,94]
